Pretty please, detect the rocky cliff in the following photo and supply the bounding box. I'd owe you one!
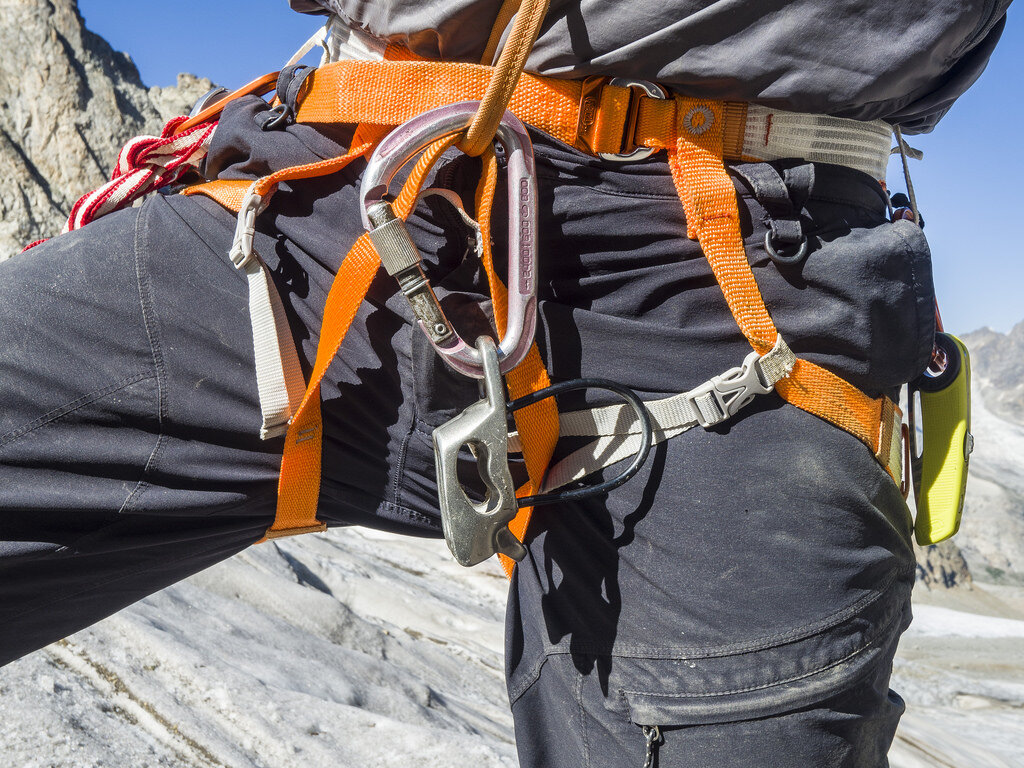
[0,0,211,256]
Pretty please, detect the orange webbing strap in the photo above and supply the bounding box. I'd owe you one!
[296,61,588,147]
[666,96,900,480]
[460,0,550,157]
[183,178,253,211]
[183,141,379,207]
[269,133,460,538]
[290,61,767,161]
[474,146,560,577]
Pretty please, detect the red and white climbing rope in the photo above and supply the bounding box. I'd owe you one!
[62,115,216,233]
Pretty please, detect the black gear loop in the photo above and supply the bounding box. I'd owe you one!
[733,162,814,267]
[257,103,292,131]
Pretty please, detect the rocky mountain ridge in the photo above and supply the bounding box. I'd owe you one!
[964,323,1024,428]
[0,0,210,256]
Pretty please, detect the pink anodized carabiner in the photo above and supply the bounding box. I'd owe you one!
[360,101,538,378]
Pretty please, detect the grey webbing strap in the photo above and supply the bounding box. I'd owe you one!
[230,184,307,439]
[517,336,796,493]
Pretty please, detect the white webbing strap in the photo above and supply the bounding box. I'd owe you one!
[525,335,797,493]
[230,184,307,439]
[741,105,893,182]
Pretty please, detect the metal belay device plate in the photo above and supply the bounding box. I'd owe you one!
[433,336,526,566]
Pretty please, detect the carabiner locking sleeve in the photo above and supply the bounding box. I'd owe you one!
[360,101,539,378]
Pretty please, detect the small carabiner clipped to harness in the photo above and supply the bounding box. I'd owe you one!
[360,101,539,379]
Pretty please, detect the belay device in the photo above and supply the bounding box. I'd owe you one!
[909,332,973,545]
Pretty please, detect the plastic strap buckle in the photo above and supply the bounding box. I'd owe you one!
[229,184,267,269]
[684,350,775,428]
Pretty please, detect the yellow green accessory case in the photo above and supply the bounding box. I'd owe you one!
[909,333,973,545]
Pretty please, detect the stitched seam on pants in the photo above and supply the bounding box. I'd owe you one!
[120,202,169,513]
[0,372,155,450]
[617,601,905,700]
[577,663,591,768]
[391,414,416,510]
[508,654,548,704]
[547,569,901,659]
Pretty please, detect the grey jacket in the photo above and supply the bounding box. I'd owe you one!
[290,0,1011,133]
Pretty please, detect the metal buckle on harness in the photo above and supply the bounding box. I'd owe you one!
[575,77,667,162]
[684,350,774,428]
[360,101,538,378]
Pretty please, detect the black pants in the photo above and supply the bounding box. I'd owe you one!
[0,97,934,766]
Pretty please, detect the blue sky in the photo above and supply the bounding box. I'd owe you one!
[78,1,1023,335]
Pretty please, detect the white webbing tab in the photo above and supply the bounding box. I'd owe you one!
[742,105,893,182]
[230,183,307,439]
[418,188,485,259]
[531,336,796,492]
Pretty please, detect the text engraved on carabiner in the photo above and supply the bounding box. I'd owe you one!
[519,177,534,293]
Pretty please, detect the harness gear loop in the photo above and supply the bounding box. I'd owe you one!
[228,184,306,440]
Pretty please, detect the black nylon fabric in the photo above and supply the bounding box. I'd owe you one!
[289,0,1012,132]
[0,95,930,763]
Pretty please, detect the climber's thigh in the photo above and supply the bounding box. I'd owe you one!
[508,403,913,768]
[504,145,928,767]
[0,197,277,666]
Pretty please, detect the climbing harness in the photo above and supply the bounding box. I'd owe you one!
[49,3,912,574]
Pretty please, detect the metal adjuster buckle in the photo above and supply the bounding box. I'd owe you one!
[685,351,774,428]
[575,77,667,162]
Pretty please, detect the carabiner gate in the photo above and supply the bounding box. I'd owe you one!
[360,101,538,378]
